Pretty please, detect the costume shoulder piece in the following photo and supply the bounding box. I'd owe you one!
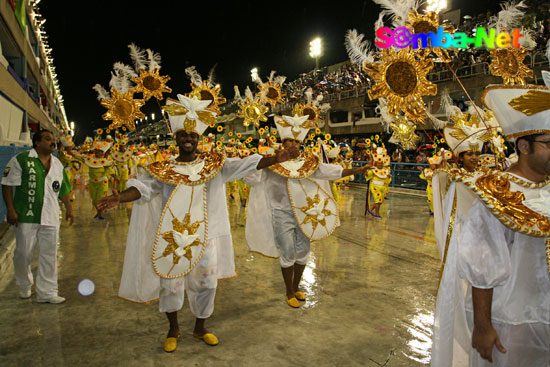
[112,151,133,162]
[372,167,390,179]
[84,156,113,168]
[145,151,226,186]
[268,151,320,179]
[450,168,550,237]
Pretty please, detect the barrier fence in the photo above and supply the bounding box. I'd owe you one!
[349,161,429,191]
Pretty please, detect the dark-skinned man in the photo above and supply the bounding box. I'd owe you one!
[97,93,298,353]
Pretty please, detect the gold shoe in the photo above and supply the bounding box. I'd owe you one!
[164,333,180,353]
[194,332,219,346]
[286,297,300,308]
[295,291,306,301]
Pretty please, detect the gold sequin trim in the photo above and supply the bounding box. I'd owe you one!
[269,151,320,179]
[145,152,226,186]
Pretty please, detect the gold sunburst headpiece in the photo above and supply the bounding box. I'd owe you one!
[101,88,145,131]
[257,81,286,108]
[389,118,421,150]
[405,10,454,63]
[188,81,227,115]
[489,47,533,86]
[364,47,437,123]
[237,98,269,128]
[131,68,172,101]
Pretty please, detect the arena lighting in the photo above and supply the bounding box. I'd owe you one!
[251,67,258,82]
[70,121,74,130]
[151,113,155,120]
[309,37,322,69]
[426,0,447,13]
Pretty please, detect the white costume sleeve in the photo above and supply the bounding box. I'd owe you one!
[457,200,511,289]
[118,172,163,304]
[127,172,164,203]
[221,154,262,183]
[312,162,343,181]
[1,156,22,186]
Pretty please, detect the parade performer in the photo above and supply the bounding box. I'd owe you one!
[364,145,391,218]
[83,138,115,219]
[244,112,367,308]
[111,134,133,192]
[1,130,74,304]
[57,133,76,200]
[430,81,550,365]
[97,91,298,352]
[419,149,450,215]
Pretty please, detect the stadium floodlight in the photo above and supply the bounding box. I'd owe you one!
[426,0,447,13]
[251,67,259,82]
[309,38,322,69]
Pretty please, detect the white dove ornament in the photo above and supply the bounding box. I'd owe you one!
[306,200,326,221]
[177,94,212,120]
[283,114,309,134]
[280,159,305,177]
[173,230,200,257]
[171,161,205,182]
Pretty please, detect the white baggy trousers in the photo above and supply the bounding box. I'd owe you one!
[14,223,59,298]
[159,238,218,318]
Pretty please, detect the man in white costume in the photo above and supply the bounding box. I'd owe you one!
[430,80,550,366]
[97,93,298,352]
[245,112,367,308]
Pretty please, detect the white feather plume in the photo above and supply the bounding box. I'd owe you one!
[489,0,527,33]
[244,86,254,100]
[375,98,394,132]
[185,66,203,86]
[518,27,536,50]
[274,75,286,86]
[374,11,386,34]
[92,84,110,101]
[207,64,217,88]
[109,71,131,94]
[440,90,460,121]
[146,49,162,71]
[345,29,375,65]
[546,38,550,65]
[425,111,447,129]
[128,43,147,71]
[233,85,244,103]
[372,0,419,27]
[113,62,137,79]
[319,103,331,113]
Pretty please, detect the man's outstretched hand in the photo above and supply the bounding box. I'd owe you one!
[276,145,299,163]
[96,190,120,213]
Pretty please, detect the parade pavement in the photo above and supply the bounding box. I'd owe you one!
[0,183,439,366]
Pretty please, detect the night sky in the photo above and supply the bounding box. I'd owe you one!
[39,0,501,143]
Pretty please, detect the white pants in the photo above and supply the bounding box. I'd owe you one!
[272,209,310,268]
[14,223,59,298]
[159,238,218,318]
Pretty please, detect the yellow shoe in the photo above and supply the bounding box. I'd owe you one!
[286,297,300,308]
[295,291,306,301]
[194,332,219,346]
[164,334,180,353]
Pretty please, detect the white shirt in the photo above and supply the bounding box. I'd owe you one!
[127,154,263,239]
[263,162,343,210]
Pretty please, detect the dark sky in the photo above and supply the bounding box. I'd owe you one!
[39,0,501,143]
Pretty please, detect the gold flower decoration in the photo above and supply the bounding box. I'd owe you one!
[489,48,533,86]
[405,10,454,62]
[390,118,421,150]
[131,68,172,101]
[257,82,286,108]
[101,88,145,131]
[188,81,226,114]
[364,47,437,123]
[237,98,269,128]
